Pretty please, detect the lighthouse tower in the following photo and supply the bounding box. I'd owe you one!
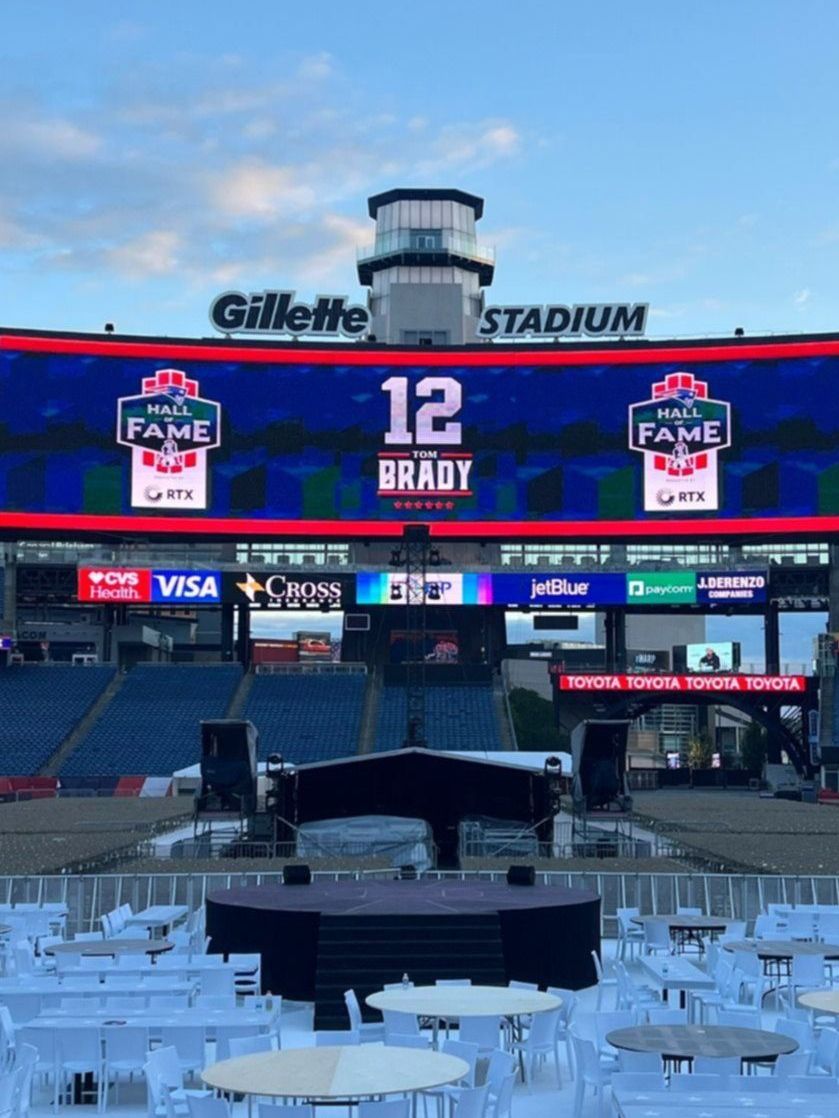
[357,188,494,345]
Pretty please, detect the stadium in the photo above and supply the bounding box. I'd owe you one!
[3,186,839,1112]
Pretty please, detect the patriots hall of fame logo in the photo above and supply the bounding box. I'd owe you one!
[629,371,732,512]
[116,369,221,510]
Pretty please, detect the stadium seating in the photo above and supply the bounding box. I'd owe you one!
[243,672,366,763]
[0,665,116,775]
[61,664,243,776]
[375,683,504,751]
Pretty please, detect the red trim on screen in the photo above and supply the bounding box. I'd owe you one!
[2,511,839,539]
[4,333,839,366]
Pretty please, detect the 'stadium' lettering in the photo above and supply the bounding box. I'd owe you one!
[476,302,648,339]
[209,291,371,338]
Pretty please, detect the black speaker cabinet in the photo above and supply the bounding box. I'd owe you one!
[506,864,536,886]
[198,719,258,816]
[283,864,312,886]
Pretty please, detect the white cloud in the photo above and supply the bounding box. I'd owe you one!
[793,287,811,305]
[0,212,43,249]
[1,116,101,160]
[420,120,521,173]
[208,160,317,219]
[296,213,372,283]
[297,52,333,80]
[106,230,180,277]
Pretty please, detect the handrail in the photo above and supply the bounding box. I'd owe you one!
[4,867,839,938]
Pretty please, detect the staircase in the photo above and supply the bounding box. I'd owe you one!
[227,670,255,718]
[357,670,382,754]
[313,913,506,1028]
[493,675,515,750]
[40,671,126,776]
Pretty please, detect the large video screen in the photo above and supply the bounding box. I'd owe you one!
[2,331,839,537]
[685,641,740,673]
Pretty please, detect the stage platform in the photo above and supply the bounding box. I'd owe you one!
[207,879,600,1028]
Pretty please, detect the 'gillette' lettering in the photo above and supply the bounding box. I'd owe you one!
[209,291,370,337]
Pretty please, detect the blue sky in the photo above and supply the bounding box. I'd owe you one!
[2,1,839,338]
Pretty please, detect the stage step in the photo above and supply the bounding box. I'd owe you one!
[314,914,506,1030]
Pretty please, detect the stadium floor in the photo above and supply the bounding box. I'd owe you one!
[18,937,794,1118]
[2,789,837,875]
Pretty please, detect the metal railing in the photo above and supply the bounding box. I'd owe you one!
[5,868,839,940]
[357,231,494,265]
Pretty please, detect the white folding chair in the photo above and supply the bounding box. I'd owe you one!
[55,1027,104,1111]
[103,1026,149,1109]
[344,990,385,1042]
[458,1016,500,1055]
[227,1035,276,1059]
[188,1098,232,1118]
[569,1033,611,1118]
[509,1008,562,1088]
[160,1028,206,1082]
[383,1010,421,1043]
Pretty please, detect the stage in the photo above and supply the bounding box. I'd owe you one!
[207,879,601,1028]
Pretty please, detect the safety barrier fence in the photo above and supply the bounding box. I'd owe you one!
[3,868,839,940]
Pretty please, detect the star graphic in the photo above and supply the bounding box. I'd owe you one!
[235,573,265,602]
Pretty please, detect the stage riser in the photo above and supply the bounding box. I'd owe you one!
[315,914,506,1030]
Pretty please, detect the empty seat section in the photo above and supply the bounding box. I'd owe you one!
[243,673,366,763]
[60,664,242,776]
[0,665,116,774]
[375,683,503,751]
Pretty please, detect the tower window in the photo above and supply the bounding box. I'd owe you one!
[410,229,442,250]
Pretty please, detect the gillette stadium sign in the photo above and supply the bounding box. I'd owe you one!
[476,302,648,339]
[209,290,371,337]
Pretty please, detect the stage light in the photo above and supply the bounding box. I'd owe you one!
[544,755,563,816]
[104,323,115,334]
[734,327,745,337]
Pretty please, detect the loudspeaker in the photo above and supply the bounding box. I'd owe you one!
[506,865,536,887]
[283,864,312,886]
[198,720,258,816]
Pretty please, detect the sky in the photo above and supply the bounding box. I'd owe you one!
[1,1,835,664]
[2,0,839,338]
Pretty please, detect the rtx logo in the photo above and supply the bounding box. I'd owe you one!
[78,568,151,602]
[151,570,221,604]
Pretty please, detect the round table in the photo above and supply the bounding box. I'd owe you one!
[202,1046,470,1100]
[606,1024,797,1066]
[44,939,174,957]
[799,989,839,1015]
[366,985,560,1020]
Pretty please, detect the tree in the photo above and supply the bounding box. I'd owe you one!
[687,731,714,769]
[506,687,568,752]
[741,722,768,774]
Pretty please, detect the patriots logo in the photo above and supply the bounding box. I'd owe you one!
[668,386,697,406]
[162,385,188,405]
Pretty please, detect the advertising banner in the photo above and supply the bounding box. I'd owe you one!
[626,572,697,605]
[554,672,808,694]
[222,572,353,609]
[5,333,839,537]
[696,571,767,604]
[491,572,626,607]
[356,572,492,606]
